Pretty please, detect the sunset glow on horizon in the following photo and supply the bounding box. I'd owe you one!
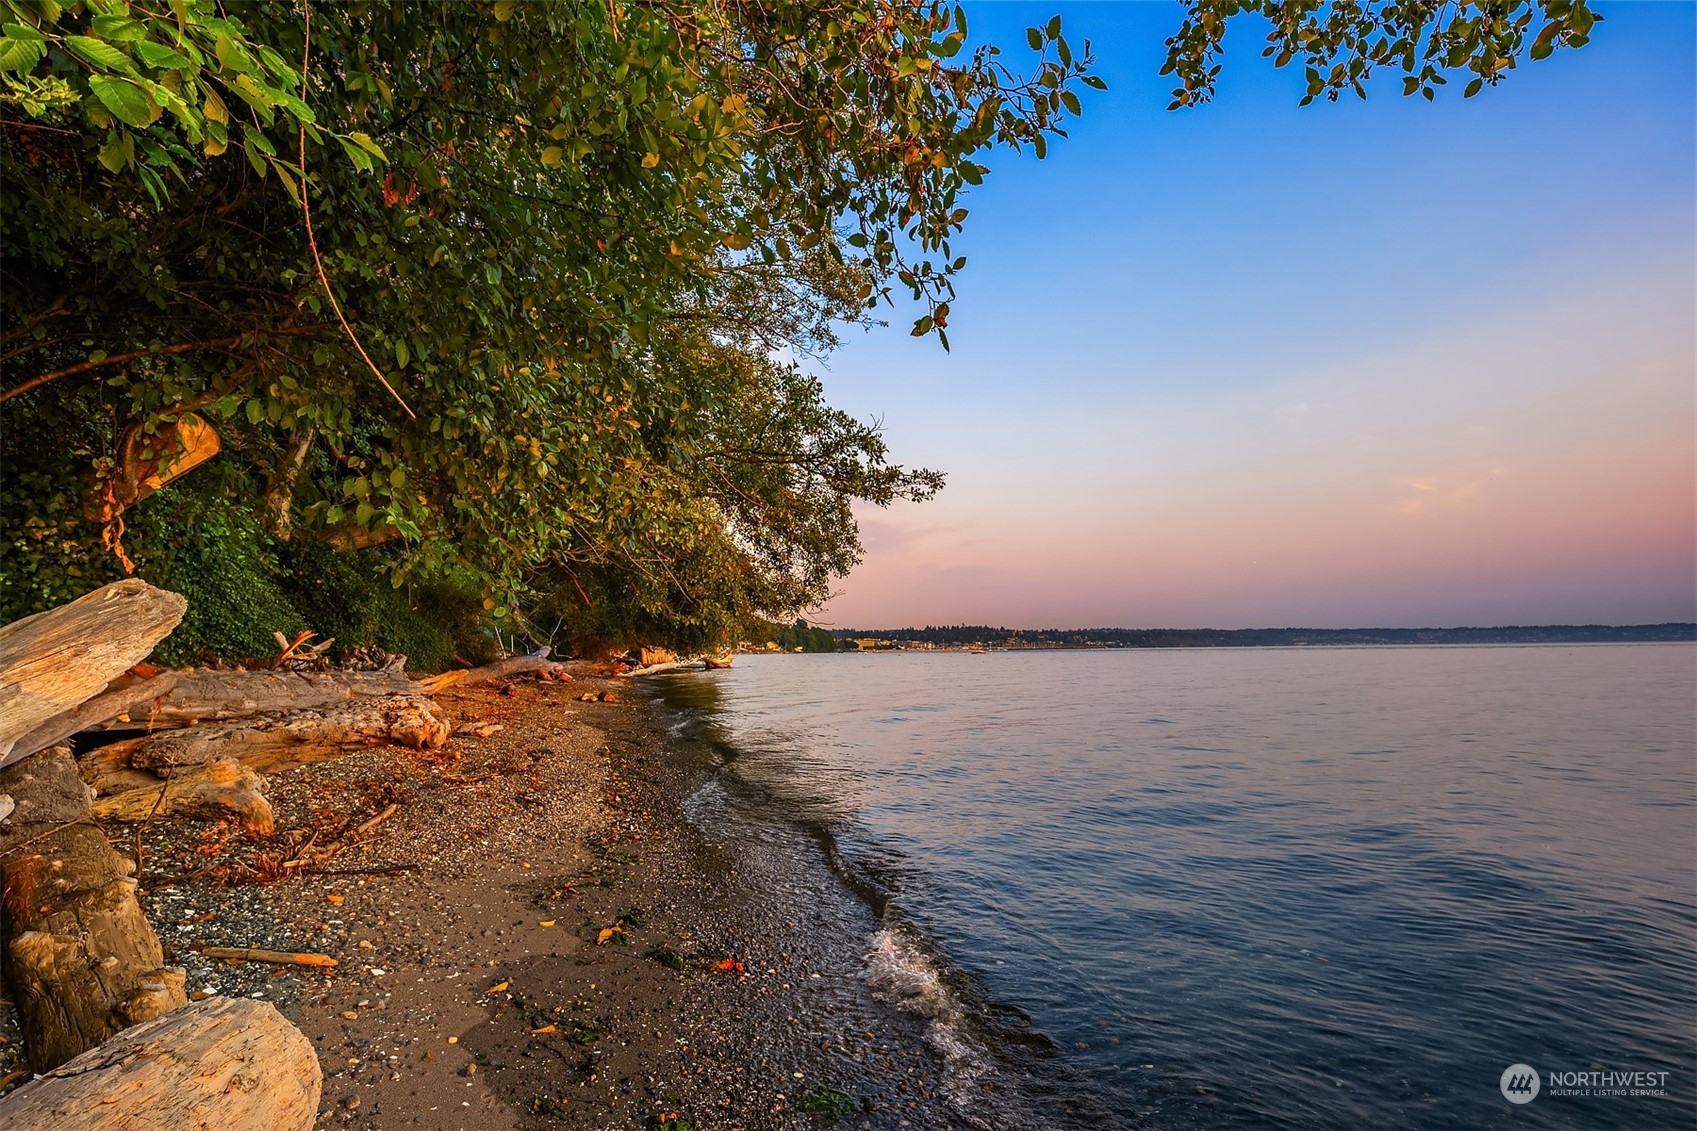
[814,1,1696,631]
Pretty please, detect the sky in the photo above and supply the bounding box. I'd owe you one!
[812,1,1696,631]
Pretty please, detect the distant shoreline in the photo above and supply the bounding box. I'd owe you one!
[829,624,1697,652]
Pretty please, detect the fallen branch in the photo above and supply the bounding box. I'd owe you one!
[198,946,337,968]
[313,862,419,877]
[299,800,402,870]
[418,646,571,692]
[350,801,399,842]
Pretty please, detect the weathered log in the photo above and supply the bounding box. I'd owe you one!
[0,996,321,1131]
[7,672,180,765]
[0,581,186,767]
[92,693,451,777]
[619,659,707,677]
[90,758,273,838]
[418,646,569,692]
[0,748,187,1072]
[93,666,413,730]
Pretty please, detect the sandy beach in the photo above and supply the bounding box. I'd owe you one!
[22,670,971,1130]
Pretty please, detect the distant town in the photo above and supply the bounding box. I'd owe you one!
[825,623,1697,652]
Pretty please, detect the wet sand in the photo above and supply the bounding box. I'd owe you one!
[98,669,974,1129]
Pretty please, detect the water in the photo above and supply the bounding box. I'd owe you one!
[649,645,1697,1128]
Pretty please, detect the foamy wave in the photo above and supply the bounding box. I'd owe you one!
[864,927,991,1101]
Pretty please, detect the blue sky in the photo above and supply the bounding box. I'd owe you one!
[815,1,1696,630]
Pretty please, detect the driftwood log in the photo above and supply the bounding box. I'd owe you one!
[94,666,413,730]
[620,658,707,677]
[0,996,321,1130]
[90,758,274,838]
[7,672,180,767]
[89,693,451,777]
[0,580,186,768]
[417,646,570,692]
[0,748,186,1071]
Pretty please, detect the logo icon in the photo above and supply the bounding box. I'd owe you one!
[1501,1064,1541,1104]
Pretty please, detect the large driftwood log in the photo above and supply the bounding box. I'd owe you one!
[0,581,186,767]
[7,672,180,765]
[94,666,413,730]
[417,645,569,692]
[0,748,186,1071]
[90,758,274,838]
[0,996,321,1130]
[91,693,451,777]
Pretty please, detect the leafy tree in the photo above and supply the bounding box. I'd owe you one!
[1,0,1091,648]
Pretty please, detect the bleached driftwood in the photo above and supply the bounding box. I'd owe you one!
[91,693,451,777]
[94,666,413,730]
[417,646,570,692]
[0,996,321,1131]
[90,757,274,838]
[0,748,186,1071]
[619,659,706,677]
[0,581,186,767]
[7,672,180,765]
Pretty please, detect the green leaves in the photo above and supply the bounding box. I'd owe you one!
[90,15,148,43]
[64,34,133,71]
[0,23,47,71]
[88,74,157,128]
[131,39,192,70]
[1162,0,1600,108]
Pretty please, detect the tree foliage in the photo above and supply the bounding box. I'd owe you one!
[1162,0,1602,107]
[0,0,1596,657]
[0,0,1094,651]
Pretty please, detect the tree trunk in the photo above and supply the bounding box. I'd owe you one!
[98,666,413,729]
[264,427,315,539]
[0,748,187,1072]
[90,758,274,838]
[91,693,451,777]
[0,996,321,1130]
[0,581,186,767]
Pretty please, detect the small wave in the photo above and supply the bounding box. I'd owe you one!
[863,926,992,1105]
[682,778,729,833]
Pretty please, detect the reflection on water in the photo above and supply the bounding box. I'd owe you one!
[653,645,1697,1129]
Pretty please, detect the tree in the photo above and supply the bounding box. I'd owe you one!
[0,0,1093,653]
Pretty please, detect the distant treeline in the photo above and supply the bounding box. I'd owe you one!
[834,624,1697,648]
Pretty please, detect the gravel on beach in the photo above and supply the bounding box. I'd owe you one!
[1,669,982,1130]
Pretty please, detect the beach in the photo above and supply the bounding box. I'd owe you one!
[77,669,971,1130]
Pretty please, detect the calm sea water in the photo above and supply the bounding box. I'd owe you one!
[651,645,1697,1129]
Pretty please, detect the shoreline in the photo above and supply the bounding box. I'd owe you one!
[89,668,974,1129]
